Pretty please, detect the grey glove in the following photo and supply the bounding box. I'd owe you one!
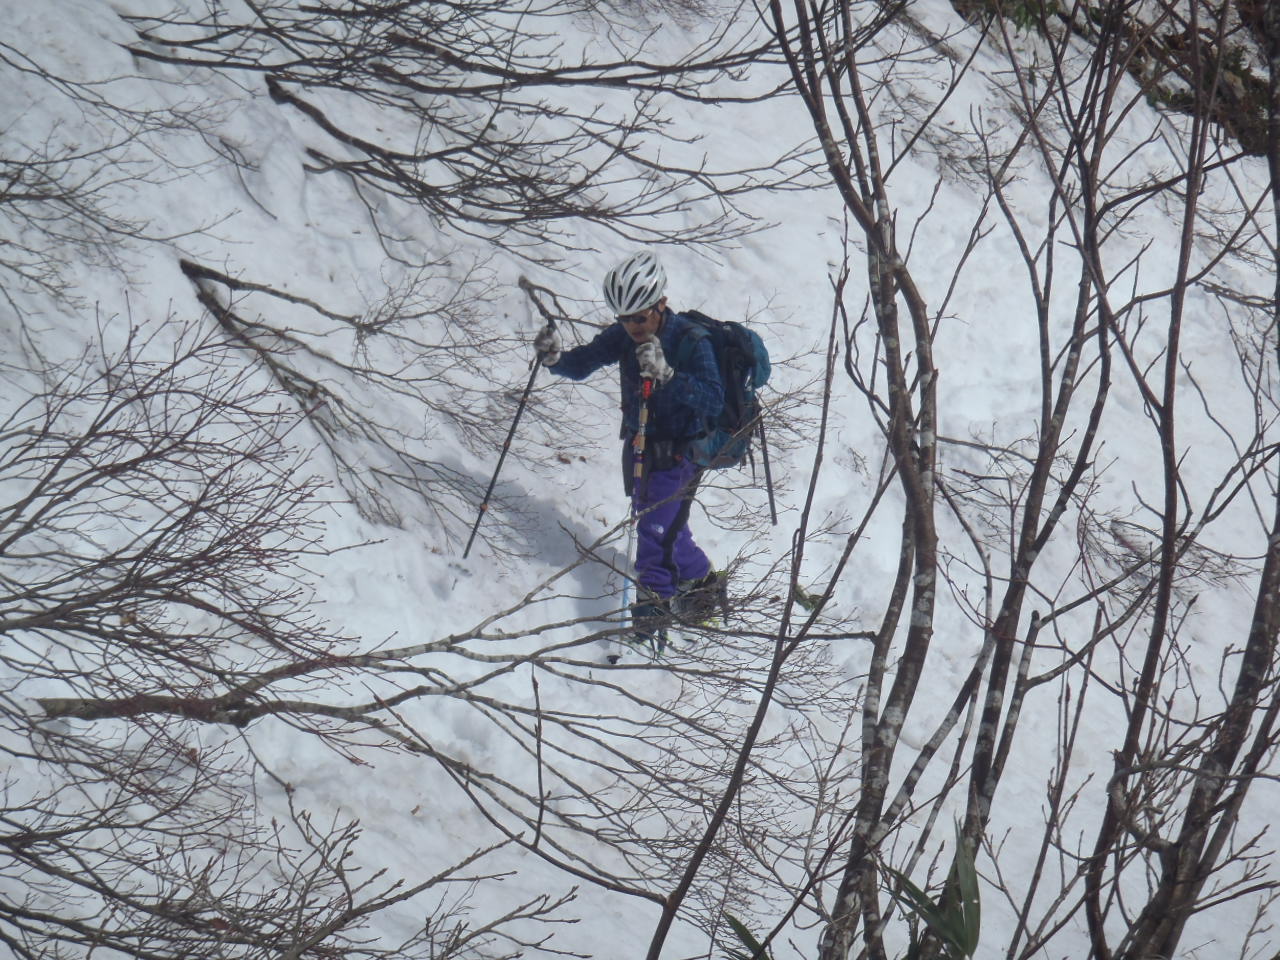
[534,324,562,366]
[636,339,674,385]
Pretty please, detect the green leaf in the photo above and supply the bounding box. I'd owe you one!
[723,914,771,960]
[886,865,967,950]
[792,585,823,613]
[950,823,982,955]
[883,824,983,959]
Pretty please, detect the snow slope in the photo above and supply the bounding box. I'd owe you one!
[4,0,1279,958]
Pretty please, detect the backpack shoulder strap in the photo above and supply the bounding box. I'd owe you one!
[673,314,711,371]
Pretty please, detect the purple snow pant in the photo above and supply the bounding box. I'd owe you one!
[633,457,710,599]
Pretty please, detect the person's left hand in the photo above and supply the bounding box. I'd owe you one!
[636,339,673,385]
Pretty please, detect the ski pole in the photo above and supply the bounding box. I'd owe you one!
[462,277,560,559]
[627,375,656,654]
[625,377,653,593]
[633,377,654,496]
[612,517,637,665]
[758,416,777,526]
[462,356,541,559]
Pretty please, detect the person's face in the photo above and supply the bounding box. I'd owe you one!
[616,298,666,343]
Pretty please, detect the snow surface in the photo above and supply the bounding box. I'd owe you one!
[4,0,1280,958]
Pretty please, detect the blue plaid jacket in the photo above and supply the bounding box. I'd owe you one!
[548,309,723,443]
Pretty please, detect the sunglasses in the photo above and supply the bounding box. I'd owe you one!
[617,311,652,325]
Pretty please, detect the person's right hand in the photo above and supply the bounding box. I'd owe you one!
[636,339,673,385]
[534,324,561,366]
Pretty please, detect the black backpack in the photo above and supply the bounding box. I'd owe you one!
[674,310,771,469]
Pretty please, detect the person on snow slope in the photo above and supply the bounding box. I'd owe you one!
[534,250,724,647]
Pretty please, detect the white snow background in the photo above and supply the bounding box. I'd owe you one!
[3,0,1279,957]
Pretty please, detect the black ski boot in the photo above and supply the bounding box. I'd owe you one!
[605,593,672,663]
[629,594,671,656]
[672,570,728,625]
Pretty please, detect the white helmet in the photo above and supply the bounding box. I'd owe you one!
[602,250,667,316]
